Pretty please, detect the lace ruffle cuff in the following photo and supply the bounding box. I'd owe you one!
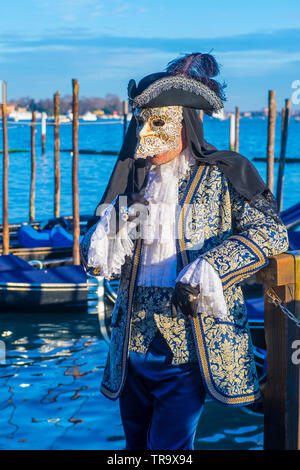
[87,200,135,279]
[176,257,228,319]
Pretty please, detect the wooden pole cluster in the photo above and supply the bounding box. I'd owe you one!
[29,111,36,223]
[24,82,79,262]
[1,81,9,254]
[266,90,276,193]
[276,98,291,212]
[256,252,300,450]
[72,79,80,265]
[54,91,60,218]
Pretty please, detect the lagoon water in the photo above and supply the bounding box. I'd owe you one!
[0,116,299,450]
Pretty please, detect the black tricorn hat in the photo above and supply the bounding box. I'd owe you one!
[128,53,227,115]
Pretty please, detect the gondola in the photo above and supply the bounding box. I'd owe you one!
[0,254,100,312]
[0,214,94,261]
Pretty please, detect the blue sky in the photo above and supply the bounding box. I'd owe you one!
[1,0,300,110]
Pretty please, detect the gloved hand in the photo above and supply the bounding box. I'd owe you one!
[110,189,149,236]
[171,281,200,319]
[84,187,149,236]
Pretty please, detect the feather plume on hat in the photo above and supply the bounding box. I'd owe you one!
[166,52,227,103]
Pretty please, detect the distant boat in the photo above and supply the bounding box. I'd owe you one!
[99,113,122,120]
[47,115,70,124]
[58,115,71,123]
[81,112,97,121]
[8,111,43,122]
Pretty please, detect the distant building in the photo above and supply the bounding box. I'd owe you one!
[16,106,28,113]
[7,104,16,113]
[0,103,15,118]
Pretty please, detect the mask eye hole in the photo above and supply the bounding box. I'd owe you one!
[152,119,165,127]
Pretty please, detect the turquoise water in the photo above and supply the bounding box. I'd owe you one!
[0,116,298,450]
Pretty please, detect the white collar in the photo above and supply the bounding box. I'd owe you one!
[144,147,196,205]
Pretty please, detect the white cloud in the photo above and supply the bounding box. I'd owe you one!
[219,49,300,76]
[115,3,130,13]
[0,44,75,54]
[33,0,104,22]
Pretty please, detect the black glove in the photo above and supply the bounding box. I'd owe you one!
[171,281,200,319]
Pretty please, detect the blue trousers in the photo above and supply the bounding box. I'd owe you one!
[119,332,206,450]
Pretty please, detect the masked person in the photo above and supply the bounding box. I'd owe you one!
[80,53,289,450]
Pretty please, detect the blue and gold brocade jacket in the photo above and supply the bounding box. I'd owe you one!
[80,162,289,406]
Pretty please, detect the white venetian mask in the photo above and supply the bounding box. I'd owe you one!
[134,105,183,159]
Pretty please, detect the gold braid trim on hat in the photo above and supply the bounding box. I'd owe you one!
[131,75,224,111]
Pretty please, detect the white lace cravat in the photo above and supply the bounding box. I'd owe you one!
[137,148,194,287]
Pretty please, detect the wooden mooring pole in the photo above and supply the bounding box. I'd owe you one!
[41,112,46,154]
[235,106,239,153]
[281,106,286,135]
[276,99,291,212]
[122,100,128,140]
[72,79,80,265]
[229,114,235,151]
[266,90,276,193]
[29,111,36,223]
[54,91,60,218]
[256,251,300,449]
[1,81,9,254]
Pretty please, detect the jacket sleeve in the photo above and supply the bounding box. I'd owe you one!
[201,183,289,292]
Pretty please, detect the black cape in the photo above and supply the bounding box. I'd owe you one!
[91,108,280,226]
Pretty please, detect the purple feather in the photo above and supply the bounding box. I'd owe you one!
[167,53,219,78]
[166,52,227,102]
